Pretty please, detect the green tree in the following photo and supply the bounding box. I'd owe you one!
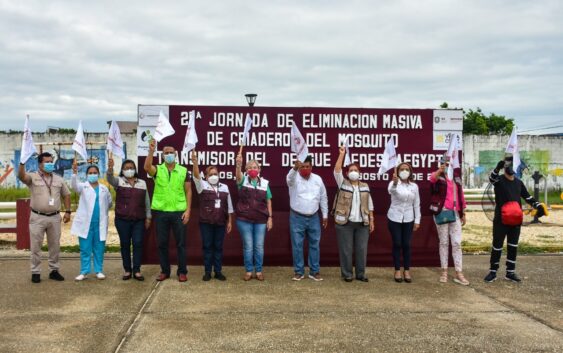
[440,103,514,135]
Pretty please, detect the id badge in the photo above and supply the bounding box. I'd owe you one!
[215,199,221,208]
[48,198,55,206]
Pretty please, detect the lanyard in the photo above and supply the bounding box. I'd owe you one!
[39,172,53,197]
[210,184,220,199]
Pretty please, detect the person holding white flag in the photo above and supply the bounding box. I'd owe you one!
[378,136,398,175]
[483,151,547,283]
[191,150,234,281]
[19,151,72,283]
[291,123,309,163]
[429,154,469,285]
[20,115,37,164]
[72,121,88,162]
[107,120,125,159]
[144,138,192,282]
[183,110,198,152]
[154,110,176,142]
[235,151,273,281]
[332,146,374,282]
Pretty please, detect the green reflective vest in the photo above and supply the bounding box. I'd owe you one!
[152,163,187,212]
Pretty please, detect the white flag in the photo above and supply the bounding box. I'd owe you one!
[505,127,521,172]
[241,113,253,145]
[183,110,198,152]
[378,136,398,175]
[446,133,461,179]
[72,121,88,161]
[154,110,175,142]
[343,138,351,167]
[20,115,37,164]
[291,123,309,162]
[106,120,125,158]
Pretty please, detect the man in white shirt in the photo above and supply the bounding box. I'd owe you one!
[287,156,328,281]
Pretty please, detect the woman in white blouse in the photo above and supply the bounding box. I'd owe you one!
[387,162,420,283]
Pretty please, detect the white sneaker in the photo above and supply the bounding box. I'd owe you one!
[96,273,106,280]
[75,274,87,281]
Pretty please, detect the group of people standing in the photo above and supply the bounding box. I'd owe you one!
[20,142,544,285]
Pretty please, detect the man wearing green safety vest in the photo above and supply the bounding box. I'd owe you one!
[144,139,192,282]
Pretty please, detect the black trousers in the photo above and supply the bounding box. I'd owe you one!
[155,211,187,276]
[489,219,521,273]
[387,219,414,270]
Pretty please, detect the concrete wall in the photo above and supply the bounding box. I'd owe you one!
[0,132,137,188]
[463,134,563,191]
[0,132,561,192]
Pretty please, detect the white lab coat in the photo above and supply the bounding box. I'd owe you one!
[70,174,113,241]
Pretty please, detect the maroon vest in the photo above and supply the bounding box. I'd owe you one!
[236,178,269,224]
[115,186,146,220]
[199,188,229,225]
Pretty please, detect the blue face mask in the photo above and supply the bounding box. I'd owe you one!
[43,162,55,173]
[87,174,99,183]
[164,154,176,164]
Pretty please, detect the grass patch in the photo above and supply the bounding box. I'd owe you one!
[462,241,563,254]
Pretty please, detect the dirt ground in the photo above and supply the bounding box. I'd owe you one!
[1,209,562,248]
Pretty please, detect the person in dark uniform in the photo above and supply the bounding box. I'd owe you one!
[484,157,546,283]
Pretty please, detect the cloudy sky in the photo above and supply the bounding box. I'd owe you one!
[1,0,562,133]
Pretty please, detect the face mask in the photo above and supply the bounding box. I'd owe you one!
[247,169,259,179]
[207,175,219,185]
[87,174,99,183]
[299,169,311,178]
[348,171,360,181]
[399,170,410,180]
[164,153,176,164]
[43,162,55,173]
[123,169,135,178]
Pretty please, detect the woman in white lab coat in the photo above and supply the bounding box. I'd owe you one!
[71,163,112,281]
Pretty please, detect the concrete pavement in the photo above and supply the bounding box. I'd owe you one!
[0,253,561,353]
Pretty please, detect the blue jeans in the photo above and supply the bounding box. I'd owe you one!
[79,221,106,275]
[115,217,145,273]
[290,210,321,275]
[199,222,226,274]
[236,219,266,273]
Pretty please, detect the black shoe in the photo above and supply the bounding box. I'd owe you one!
[344,277,353,282]
[505,272,522,283]
[202,272,212,281]
[49,270,65,281]
[356,277,369,282]
[214,272,227,281]
[133,273,145,281]
[31,274,40,283]
[394,277,403,283]
[484,271,497,283]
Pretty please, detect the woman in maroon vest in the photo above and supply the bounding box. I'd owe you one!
[191,150,234,281]
[235,152,273,281]
[107,158,152,281]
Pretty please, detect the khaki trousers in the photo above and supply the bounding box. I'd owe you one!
[29,212,62,274]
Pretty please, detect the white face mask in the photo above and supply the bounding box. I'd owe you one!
[207,175,219,185]
[399,170,410,180]
[348,171,360,181]
[123,169,135,178]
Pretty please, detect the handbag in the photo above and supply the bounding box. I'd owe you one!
[434,209,457,225]
[433,179,457,225]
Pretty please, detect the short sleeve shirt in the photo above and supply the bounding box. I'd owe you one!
[26,172,70,213]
